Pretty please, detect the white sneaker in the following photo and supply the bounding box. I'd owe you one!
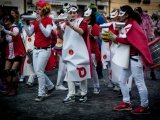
[34,94,49,102]
[93,88,100,94]
[56,85,68,91]
[19,76,24,82]
[107,82,114,88]
[19,78,24,82]
[113,86,120,92]
[26,82,33,87]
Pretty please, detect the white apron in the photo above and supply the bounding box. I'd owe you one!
[110,43,121,84]
[62,18,91,81]
[101,41,111,69]
[112,24,132,69]
[22,27,35,76]
[100,22,116,69]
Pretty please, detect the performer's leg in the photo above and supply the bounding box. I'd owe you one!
[131,56,148,107]
[2,60,12,94]
[118,68,131,103]
[67,81,76,97]
[56,55,67,90]
[80,80,88,96]
[91,61,100,94]
[63,81,75,103]
[33,49,53,97]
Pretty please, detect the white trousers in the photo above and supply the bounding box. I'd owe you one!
[33,48,54,96]
[67,80,87,97]
[119,55,148,107]
[27,74,36,83]
[56,55,66,86]
[91,54,100,89]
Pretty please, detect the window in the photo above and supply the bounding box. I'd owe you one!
[128,0,141,3]
[143,0,151,4]
[128,0,150,4]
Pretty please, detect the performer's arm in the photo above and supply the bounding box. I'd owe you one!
[39,23,52,37]
[23,24,34,37]
[70,24,84,35]
[116,37,130,45]
[3,27,19,37]
[65,19,85,35]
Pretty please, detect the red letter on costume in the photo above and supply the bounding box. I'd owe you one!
[77,67,86,78]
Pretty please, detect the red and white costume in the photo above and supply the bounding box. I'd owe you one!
[5,24,26,60]
[24,16,54,97]
[62,18,91,97]
[22,26,36,83]
[63,18,91,82]
[115,19,153,107]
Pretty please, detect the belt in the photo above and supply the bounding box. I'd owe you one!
[130,53,139,56]
[35,46,51,50]
[130,57,138,62]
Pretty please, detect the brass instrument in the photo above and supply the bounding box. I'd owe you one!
[52,16,69,22]
[21,14,37,20]
[100,22,125,28]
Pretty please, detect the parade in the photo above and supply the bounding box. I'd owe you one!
[0,0,160,119]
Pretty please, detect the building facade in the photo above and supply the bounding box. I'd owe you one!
[109,0,160,15]
[0,0,159,16]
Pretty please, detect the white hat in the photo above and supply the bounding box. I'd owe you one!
[110,9,119,18]
[84,8,92,17]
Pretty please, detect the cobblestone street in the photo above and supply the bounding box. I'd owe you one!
[0,69,160,120]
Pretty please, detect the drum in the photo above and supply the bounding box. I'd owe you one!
[148,37,160,69]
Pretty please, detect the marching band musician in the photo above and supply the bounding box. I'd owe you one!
[23,0,54,102]
[62,5,91,103]
[105,9,133,95]
[103,5,153,114]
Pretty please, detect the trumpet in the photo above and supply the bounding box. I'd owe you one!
[100,22,125,28]
[21,14,37,20]
[115,22,125,27]
[100,23,112,28]
[52,16,69,22]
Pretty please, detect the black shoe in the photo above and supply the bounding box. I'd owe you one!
[63,96,75,103]
[34,96,45,102]
[118,91,123,97]
[47,86,55,95]
[79,95,87,102]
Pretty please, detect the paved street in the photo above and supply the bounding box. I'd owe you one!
[0,69,160,120]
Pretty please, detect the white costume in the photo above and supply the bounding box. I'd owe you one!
[63,18,91,82]
[62,18,91,97]
[22,26,36,83]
